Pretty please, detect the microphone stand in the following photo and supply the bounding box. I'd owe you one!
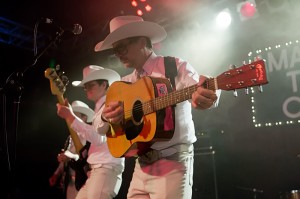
[1,28,65,97]
[1,28,65,198]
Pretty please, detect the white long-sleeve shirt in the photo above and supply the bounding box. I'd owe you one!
[71,96,124,173]
[121,52,221,150]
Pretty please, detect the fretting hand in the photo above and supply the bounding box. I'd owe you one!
[191,75,218,110]
[56,98,76,124]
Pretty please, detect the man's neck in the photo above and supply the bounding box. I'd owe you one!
[136,51,153,72]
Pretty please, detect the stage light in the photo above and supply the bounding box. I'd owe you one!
[131,0,138,7]
[130,0,152,16]
[216,8,232,29]
[237,0,258,21]
[145,4,152,12]
[137,9,143,16]
[240,2,256,17]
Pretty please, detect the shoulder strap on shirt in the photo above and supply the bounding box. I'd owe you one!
[164,56,178,91]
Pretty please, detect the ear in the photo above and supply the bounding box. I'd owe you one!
[139,37,147,47]
[102,81,109,89]
[81,114,88,123]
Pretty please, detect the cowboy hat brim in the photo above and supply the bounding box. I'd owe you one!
[72,68,120,87]
[94,21,167,52]
[72,105,94,123]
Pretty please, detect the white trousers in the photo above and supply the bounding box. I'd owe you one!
[127,145,194,199]
[76,166,122,199]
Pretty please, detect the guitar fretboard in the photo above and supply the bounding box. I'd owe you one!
[142,78,216,114]
[45,68,84,154]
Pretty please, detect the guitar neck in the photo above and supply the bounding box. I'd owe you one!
[143,78,216,114]
[142,57,268,115]
[57,95,83,154]
[44,67,86,155]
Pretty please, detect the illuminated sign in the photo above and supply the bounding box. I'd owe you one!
[247,40,300,127]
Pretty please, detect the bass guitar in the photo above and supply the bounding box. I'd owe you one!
[45,67,89,190]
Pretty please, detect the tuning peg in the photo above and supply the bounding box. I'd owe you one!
[258,85,263,92]
[229,64,236,69]
[55,64,61,71]
[245,87,249,95]
[58,71,65,77]
[254,56,261,61]
[61,75,69,86]
[233,89,238,97]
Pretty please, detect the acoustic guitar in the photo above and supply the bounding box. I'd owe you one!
[106,59,269,158]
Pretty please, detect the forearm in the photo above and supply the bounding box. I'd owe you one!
[71,118,106,145]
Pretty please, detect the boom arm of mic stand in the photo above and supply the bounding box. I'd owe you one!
[26,28,65,73]
[0,29,65,98]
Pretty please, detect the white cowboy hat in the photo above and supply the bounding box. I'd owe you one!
[94,15,167,52]
[71,100,95,123]
[72,65,120,87]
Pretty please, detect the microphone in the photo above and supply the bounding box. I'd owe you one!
[43,18,82,35]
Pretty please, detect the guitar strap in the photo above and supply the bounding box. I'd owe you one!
[164,56,178,91]
[152,56,178,138]
[138,57,178,147]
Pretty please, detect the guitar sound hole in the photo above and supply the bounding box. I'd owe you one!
[132,100,144,123]
[124,100,144,140]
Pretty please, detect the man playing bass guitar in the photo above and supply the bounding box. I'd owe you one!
[49,100,94,199]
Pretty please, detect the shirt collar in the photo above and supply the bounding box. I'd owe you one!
[94,95,106,112]
[134,52,158,76]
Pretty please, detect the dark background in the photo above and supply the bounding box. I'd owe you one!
[1,0,300,198]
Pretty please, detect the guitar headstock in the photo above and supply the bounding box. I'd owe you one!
[44,67,69,97]
[216,59,268,92]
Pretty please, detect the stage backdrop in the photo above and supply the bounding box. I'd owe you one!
[247,40,300,127]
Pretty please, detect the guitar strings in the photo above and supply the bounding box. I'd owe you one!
[123,76,234,116]
[122,83,200,117]
[122,77,220,116]
[123,77,222,117]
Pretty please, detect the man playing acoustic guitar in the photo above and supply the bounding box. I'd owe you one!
[95,16,220,199]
